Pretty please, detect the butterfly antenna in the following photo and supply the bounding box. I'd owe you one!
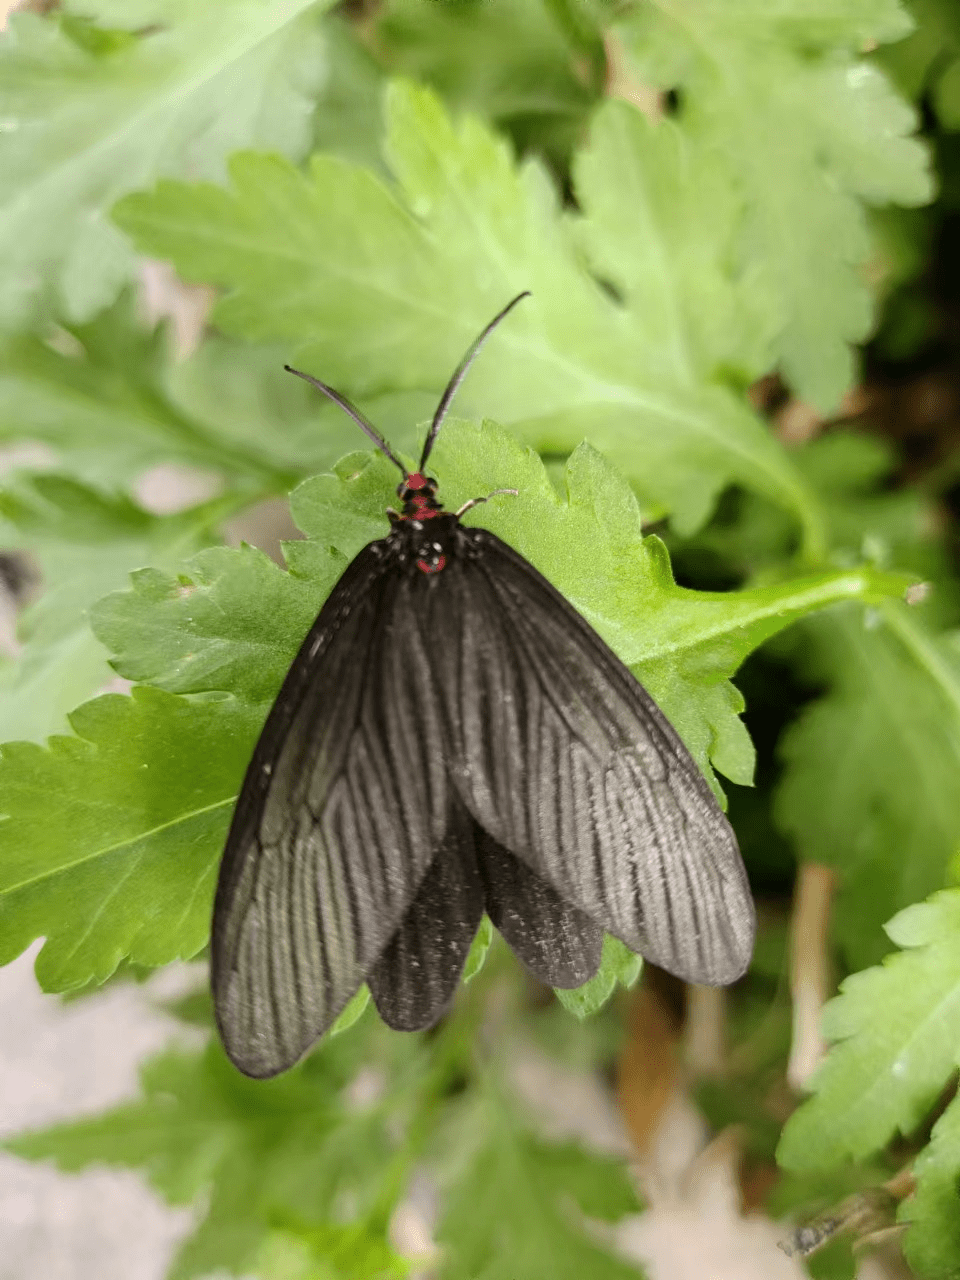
[419,291,531,472]
[284,365,408,478]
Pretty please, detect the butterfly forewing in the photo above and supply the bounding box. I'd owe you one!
[212,543,449,1077]
[440,528,756,987]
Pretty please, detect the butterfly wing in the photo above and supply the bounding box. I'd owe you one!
[434,527,755,987]
[476,830,603,988]
[366,803,605,1024]
[367,800,484,1031]
[212,543,449,1078]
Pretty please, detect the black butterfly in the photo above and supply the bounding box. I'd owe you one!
[211,294,756,1078]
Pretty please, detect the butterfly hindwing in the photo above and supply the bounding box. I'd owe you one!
[476,829,603,988]
[368,801,484,1031]
[212,543,449,1078]
[439,527,756,988]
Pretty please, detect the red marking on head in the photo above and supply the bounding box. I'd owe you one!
[417,554,447,575]
[406,472,428,491]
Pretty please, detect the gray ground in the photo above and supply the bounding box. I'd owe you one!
[0,946,195,1280]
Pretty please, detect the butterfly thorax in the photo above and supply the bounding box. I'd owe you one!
[388,503,462,577]
[396,471,443,519]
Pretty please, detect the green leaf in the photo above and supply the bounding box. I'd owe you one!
[0,473,221,741]
[765,1158,898,1231]
[92,541,344,705]
[113,79,823,543]
[0,0,333,325]
[875,0,960,102]
[436,1094,640,1279]
[777,889,960,1171]
[462,916,494,984]
[0,686,262,989]
[308,17,387,174]
[807,1239,857,1280]
[574,100,780,387]
[374,0,603,168]
[4,1029,420,1280]
[900,1092,960,1279]
[0,292,327,490]
[612,0,933,410]
[776,602,960,969]
[793,430,944,579]
[329,985,371,1037]
[166,328,377,484]
[934,56,960,129]
[252,1222,412,1280]
[554,936,642,1019]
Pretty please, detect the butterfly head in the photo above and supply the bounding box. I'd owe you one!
[398,472,442,519]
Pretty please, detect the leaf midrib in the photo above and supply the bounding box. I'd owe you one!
[620,570,884,668]
[826,970,960,1155]
[0,794,234,896]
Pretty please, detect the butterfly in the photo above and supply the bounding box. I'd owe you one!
[211,293,755,1077]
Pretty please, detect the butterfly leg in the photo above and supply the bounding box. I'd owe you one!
[454,488,519,518]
